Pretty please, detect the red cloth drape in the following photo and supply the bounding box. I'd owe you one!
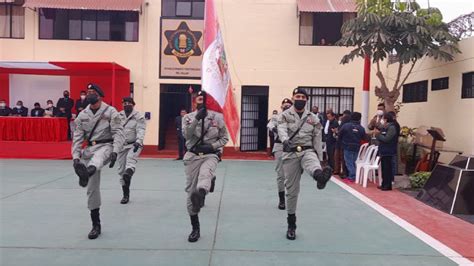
[0,117,68,142]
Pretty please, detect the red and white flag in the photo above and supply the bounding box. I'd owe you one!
[202,0,240,145]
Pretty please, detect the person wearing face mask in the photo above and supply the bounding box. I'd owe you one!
[182,90,229,243]
[0,99,12,117]
[44,100,58,117]
[277,88,332,240]
[57,90,74,139]
[72,83,125,240]
[30,102,45,117]
[368,103,386,131]
[75,91,88,114]
[373,113,398,191]
[11,101,28,117]
[116,97,146,204]
[267,98,293,210]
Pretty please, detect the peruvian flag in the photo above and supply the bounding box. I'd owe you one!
[202,0,240,145]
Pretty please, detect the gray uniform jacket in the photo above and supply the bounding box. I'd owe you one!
[119,110,146,146]
[182,110,229,152]
[72,102,125,159]
[277,107,323,160]
[267,113,283,153]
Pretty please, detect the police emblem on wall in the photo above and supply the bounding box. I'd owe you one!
[164,22,202,65]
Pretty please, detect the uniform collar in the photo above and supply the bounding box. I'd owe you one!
[288,106,309,119]
[87,101,108,116]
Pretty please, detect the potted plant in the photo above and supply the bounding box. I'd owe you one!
[409,172,431,189]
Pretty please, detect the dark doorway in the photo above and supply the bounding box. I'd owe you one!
[240,86,269,152]
[159,84,201,150]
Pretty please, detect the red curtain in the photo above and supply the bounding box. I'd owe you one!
[0,117,68,142]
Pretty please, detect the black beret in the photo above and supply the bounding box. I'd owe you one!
[197,90,207,97]
[293,88,308,98]
[122,97,135,105]
[87,83,104,97]
[281,98,293,105]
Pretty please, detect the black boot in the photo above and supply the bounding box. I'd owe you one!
[188,215,200,242]
[190,188,206,214]
[201,194,206,208]
[121,185,130,204]
[210,176,216,193]
[286,214,296,240]
[88,208,101,240]
[313,167,333,190]
[123,168,134,184]
[278,191,286,210]
[74,162,89,187]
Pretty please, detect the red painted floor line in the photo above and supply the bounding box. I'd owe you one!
[337,176,474,261]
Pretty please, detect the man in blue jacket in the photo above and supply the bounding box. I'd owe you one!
[338,112,366,182]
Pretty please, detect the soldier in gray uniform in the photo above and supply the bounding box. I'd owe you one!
[277,88,332,240]
[182,91,229,243]
[72,84,125,240]
[117,97,146,204]
[267,98,293,210]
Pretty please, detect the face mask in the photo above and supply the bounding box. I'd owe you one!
[80,95,86,100]
[380,120,386,126]
[196,103,204,110]
[0,103,5,108]
[376,110,384,116]
[64,94,69,98]
[35,106,40,109]
[86,94,99,105]
[294,100,306,110]
[338,120,342,125]
[124,105,133,113]
[16,105,22,109]
[47,104,53,108]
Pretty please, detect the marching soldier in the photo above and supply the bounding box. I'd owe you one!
[267,98,293,210]
[278,88,332,240]
[117,97,147,204]
[182,91,229,243]
[72,84,125,240]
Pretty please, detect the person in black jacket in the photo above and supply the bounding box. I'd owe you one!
[44,100,59,117]
[11,100,28,117]
[338,112,366,182]
[334,110,351,177]
[75,90,88,114]
[374,113,398,191]
[31,102,45,117]
[0,99,11,116]
[387,111,401,178]
[323,112,339,171]
[57,90,74,116]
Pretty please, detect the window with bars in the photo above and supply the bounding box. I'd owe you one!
[403,80,428,103]
[462,72,474,99]
[431,77,449,91]
[298,87,354,114]
[0,0,25,39]
[39,9,139,41]
[162,0,205,18]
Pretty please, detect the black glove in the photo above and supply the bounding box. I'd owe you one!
[283,140,291,152]
[194,144,214,154]
[73,158,81,167]
[272,127,278,134]
[109,152,118,168]
[133,142,141,153]
[195,108,207,120]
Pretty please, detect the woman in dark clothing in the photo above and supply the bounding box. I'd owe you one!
[374,113,398,191]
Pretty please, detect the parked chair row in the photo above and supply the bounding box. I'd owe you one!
[355,144,382,188]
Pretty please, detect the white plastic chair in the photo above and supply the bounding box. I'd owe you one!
[360,148,382,188]
[355,144,374,184]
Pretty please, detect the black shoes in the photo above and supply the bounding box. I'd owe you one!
[313,166,333,190]
[89,208,101,240]
[278,191,286,210]
[122,168,134,184]
[191,188,206,214]
[286,214,297,240]
[210,176,216,193]
[88,224,101,239]
[377,186,392,191]
[188,215,200,243]
[74,162,89,187]
[121,185,130,204]
[120,195,129,204]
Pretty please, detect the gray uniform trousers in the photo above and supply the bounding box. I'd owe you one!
[184,152,219,215]
[282,149,322,215]
[117,144,142,185]
[80,143,113,210]
[273,143,285,192]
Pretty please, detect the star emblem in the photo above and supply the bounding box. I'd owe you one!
[164,22,202,65]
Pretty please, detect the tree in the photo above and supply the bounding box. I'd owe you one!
[336,0,460,111]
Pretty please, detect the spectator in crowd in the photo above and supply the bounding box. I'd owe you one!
[44,100,58,117]
[388,111,401,178]
[31,102,45,117]
[75,90,88,113]
[374,112,398,191]
[324,111,339,171]
[0,99,11,116]
[334,110,352,177]
[311,106,325,125]
[268,110,278,156]
[319,38,327,46]
[57,90,74,116]
[175,109,187,160]
[57,107,69,118]
[11,100,28,117]
[368,103,386,131]
[338,112,366,182]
